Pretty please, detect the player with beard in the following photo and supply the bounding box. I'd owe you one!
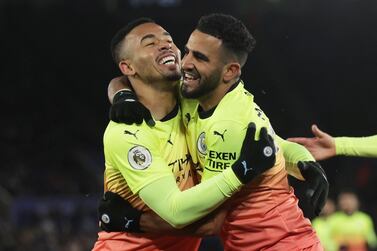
[178,13,323,250]
[92,17,277,251]
[101,14,326,250]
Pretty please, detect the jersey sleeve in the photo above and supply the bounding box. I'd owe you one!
[104,122,244,228]
[335,135,377,158]
[139,168,242,228]
[276,135,315,180]
[104,122,173,194]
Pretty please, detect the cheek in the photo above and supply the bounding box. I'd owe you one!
[135,56,155,72]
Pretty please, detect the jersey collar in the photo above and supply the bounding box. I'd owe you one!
[160,101,179,122]
[198,79,242,119]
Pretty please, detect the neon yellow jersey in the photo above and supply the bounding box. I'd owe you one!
[103,104,196,211]
[182,80,284,181]
[181,80,319,250]
[312,216,337,251]
[335,135,377,158]
[328,211,377,250]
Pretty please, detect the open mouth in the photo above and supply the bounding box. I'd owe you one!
[158,55,176,65]
[183,71,200,83]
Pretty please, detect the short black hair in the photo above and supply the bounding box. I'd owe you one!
[196,13,256,66]
[111,17,155,64]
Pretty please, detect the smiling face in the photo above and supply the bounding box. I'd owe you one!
[119,22,181,87]
[181,30,226,99]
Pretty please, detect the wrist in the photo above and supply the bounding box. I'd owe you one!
[113,89,136,104]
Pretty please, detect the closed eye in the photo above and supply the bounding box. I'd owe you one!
[193,51,209,62]
[183,46,209,62]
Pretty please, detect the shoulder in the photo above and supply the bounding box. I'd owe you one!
[104,121,159,150]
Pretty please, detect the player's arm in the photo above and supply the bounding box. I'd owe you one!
[108,76,154,125]
[335,135,377,158]
[288,124,377,159]
[140,204,228,236]
[275,135,314,181]
[99,190,228,236]
[108,76,132,104]
[287,124,336,160]
[106,123,273,229]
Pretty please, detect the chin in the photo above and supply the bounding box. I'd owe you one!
[181,88,197,99]
[166,72,182,82]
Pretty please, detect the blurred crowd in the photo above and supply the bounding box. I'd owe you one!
[313,191,377,251]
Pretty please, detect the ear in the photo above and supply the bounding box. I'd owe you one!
[223,63,241,83]
[119,60,136,76]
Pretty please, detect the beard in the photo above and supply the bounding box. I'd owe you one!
[165,70,182,82]
[181,68,222,99]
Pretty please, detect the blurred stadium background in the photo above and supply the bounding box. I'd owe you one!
[1,0,377,250]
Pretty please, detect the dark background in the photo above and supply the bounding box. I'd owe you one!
[1,0,377,250]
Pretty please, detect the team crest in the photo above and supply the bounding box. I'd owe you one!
[197,132,207,155]
[128,146,152,170]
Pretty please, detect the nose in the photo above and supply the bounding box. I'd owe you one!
[158,40,172,51]
[182,53,193,70]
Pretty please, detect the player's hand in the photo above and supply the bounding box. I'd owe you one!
[287,124,336,161]
[232,123,276,184]
[109,89,155,126]
[297,161,329,216]
[98,191,143,233]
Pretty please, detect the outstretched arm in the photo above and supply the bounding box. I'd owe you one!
[335,135,377,158]
[287,124,336,161]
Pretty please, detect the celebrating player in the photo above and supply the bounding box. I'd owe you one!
[92,17,277,251]
[102,14,326,250]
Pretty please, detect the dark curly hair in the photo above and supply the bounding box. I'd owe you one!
[196,13,256,66]
[111,17,155,64]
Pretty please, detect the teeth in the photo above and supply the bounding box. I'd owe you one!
[184,73,195,80]
[159,56,175,65]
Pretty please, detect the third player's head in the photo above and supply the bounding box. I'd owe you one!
[111,18,181,90]
[181,13,256,100]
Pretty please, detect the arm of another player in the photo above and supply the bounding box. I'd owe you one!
[276,135,314,181]
[140,123,275,228]
[287,124,337,160]
[108,76,155,125]
[107,123,272,229]
[99,190,228,236]
[335,135,377,158]
[140,204,228,236]
[288,124,377,159]
[100,123,275,231]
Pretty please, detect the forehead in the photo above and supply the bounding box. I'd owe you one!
[127,22,170,41]
[186,30,223,55]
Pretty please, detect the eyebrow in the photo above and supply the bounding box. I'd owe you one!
[185,46,210,62]
[140,32,171,43]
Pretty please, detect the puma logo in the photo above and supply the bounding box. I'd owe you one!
[242,160,253,176]
[167,133,173,145]
[124,216,134,229]
[213,129,227,141]
[124,129,139,139]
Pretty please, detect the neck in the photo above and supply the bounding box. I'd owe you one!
[130,78,177,120]
[198,79,238,112]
